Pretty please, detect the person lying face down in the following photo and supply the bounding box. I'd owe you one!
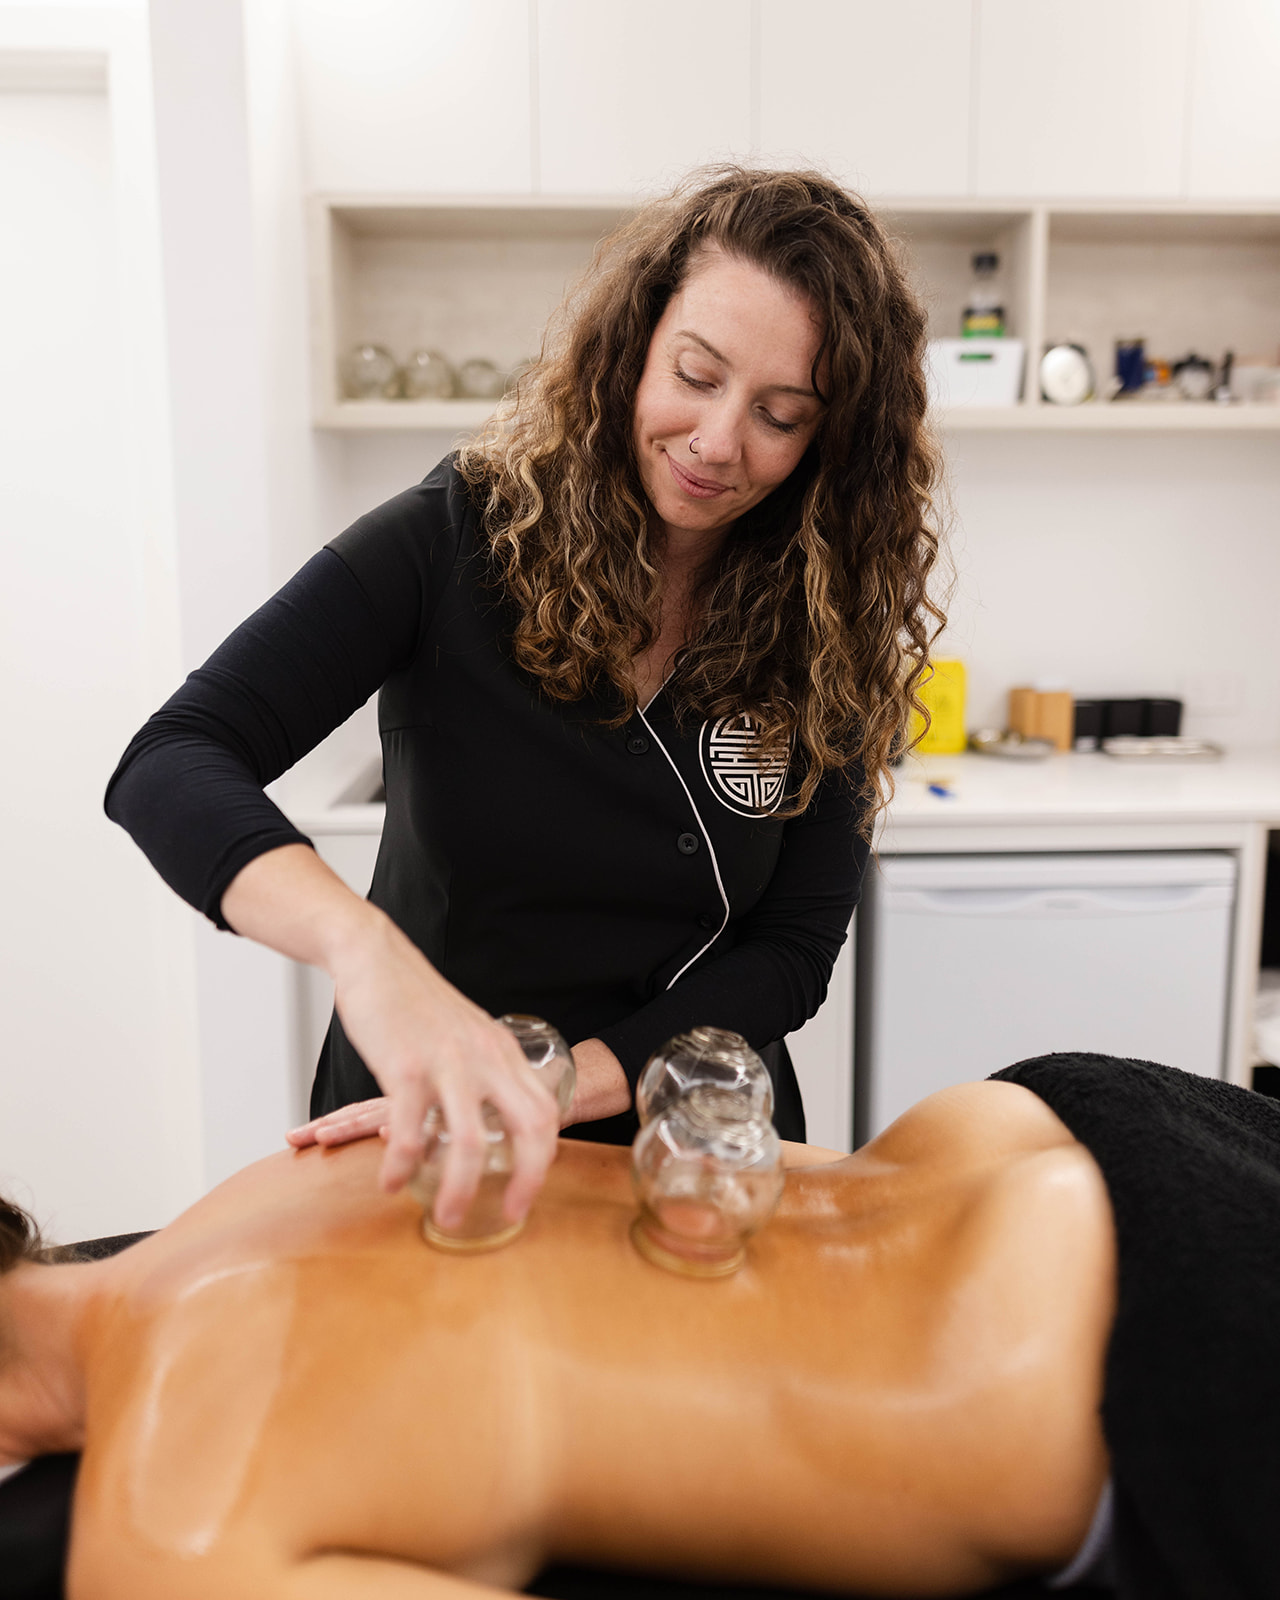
[0,1076,1117,1600]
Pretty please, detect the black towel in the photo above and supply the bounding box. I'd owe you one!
[992,1053,1280,1599]
[0,1455,77,1600]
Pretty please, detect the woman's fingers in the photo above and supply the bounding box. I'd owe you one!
[285,1098,390,1148]
[430,1078,490,1227]
[378,1074,435,1194]
[315,1101,391,1146]
[488,1075,559,1223]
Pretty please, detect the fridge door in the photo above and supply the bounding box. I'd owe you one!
[856,853,1236,1142]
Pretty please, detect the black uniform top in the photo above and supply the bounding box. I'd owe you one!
[106,458,869,1143]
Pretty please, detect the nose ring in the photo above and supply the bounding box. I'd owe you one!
[690,436,700,455]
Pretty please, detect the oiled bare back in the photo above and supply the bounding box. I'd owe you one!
[70,1081,1114,1598]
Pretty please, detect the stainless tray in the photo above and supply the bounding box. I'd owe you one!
[968,730,1055,760]
[1101,736,1224,762]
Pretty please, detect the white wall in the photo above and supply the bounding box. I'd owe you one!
[0,9,203,1241]
[148,0,306,1189]
[944,433,1280,745]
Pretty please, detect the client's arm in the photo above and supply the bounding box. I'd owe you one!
[284,1552,517,1599]
[76,1548,520,1600]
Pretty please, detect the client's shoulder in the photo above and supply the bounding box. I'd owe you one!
[869,1078,1083,1172]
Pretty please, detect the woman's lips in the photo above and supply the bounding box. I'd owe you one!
[665,452,730,499]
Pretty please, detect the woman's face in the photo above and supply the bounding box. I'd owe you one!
[632,246,826,548]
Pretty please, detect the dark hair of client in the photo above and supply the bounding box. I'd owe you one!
[0,1196,44,1274]
[458,163,947,825]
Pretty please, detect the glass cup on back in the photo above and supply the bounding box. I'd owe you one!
[631,1027,783,1277]
[409,1014,575,1253]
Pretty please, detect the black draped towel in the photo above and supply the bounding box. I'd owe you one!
[992,1052,1280,1599]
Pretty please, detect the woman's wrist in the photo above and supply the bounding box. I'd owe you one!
[317,894,403,984]
[567,1039,632,1125]
[221,843,396,978]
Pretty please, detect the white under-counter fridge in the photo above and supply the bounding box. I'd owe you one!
[855,851,1237,1144]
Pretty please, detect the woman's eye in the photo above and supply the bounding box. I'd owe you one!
[762,412,802,435]
[675,368,713,390]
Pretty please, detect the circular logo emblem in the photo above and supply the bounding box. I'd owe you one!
[698,713,789,817]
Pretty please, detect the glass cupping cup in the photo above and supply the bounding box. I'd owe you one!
[410,1013,575,1253]
[631,1028,783,1277]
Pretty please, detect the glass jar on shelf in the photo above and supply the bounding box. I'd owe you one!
[455,358,507,400]
[341,343,400,400]
[402,348,455,400]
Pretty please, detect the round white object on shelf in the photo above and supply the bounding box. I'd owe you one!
[1040,344,1093,406]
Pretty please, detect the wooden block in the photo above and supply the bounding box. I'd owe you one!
[1035,691,1075,752]
[1008,686,1038,737]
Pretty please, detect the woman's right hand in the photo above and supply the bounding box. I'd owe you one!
[220,844,559,1229]
[326,906,560,1225]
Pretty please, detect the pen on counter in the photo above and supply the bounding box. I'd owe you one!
[927,782,956,799]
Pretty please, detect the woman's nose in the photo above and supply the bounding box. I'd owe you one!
[692,404,744,465]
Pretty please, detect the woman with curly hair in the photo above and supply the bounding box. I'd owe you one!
[107,166,945,1227]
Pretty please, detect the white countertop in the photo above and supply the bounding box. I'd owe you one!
[884,748,1280,832]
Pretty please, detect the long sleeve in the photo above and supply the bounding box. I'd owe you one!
[104,476,461,929]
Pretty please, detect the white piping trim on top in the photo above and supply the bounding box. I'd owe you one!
[635,702,731,990]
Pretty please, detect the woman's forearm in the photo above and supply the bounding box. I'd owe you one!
[219,842,388,974]
[220,844,559,1214]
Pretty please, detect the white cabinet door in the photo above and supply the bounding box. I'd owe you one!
[975,0,1190,197]
[758,0,973,197]
[294,0,534,194]
[785,921,855,1153]
[1186,0,1280,199]
[536,0,751,194]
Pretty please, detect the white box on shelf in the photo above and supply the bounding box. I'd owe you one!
[926,337,1025,407]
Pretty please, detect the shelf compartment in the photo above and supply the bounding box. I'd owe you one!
[310,198,630,424]
[1044,207,1280,390]
[878,204,1041,354]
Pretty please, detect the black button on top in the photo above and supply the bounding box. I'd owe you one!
[697,913,717,930]
[626,733,649,755]
[677,832,700,855]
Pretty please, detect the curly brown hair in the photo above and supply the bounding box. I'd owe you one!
[457,164,947,824]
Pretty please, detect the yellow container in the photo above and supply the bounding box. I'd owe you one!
[912,658,967,754]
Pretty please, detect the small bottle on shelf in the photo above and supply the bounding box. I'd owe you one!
[961,252,1005,338]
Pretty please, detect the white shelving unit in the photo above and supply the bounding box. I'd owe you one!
[310,195,1280,435]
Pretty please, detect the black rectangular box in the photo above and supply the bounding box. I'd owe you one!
[1101,699,1145,738]
[1143,698,1183,737]
[1073,700,1102,750]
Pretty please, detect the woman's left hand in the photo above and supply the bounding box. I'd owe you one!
[288,1038,631,1147]
[288,1097,391,1149]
